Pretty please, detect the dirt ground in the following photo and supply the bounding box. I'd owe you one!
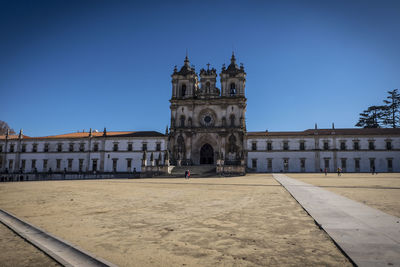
[0,174,351,267]
[0,223,60,267]
[287,173,400,217]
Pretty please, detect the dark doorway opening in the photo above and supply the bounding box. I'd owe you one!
[200,144,214,164]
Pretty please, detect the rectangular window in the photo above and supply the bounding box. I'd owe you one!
[43,159,48,170]
[79,159,84,172]
[341,158,347,170]
[369,141,375,150]
[252,142,257,151]
[32,144,37,152]
[68,159,73,170]
[92,159,98,171]
[387,158,393,172]
[0,145,2,152]
[283,159,289,172]
[57,143,62,152]
[69,143,74,152]
[283,141,289,151]
[324,159,330,170]
[299,141,305,151]
[21,144,26,152]
[142,143,147,151]
[44,144,49,152]
[113,143,118,152]
[300,159,305,169]
[267,142,272,151]
[31,159,36,169]
[9,159,13,170]
[252,158,257,169]
[56,159,61,169]
[93,143,99,152]
[0,158,2,168]
[386,141,392,150]
[79,143,85,152]
[267,159,272,170]
[127,143,133,151]
[112,159,118,171]
[353,141,359,150]
[21,159,26,170]
[9,144,14,152]
[355,158,360,171]
[340,141,346,150]
[127,159,132,168]
[323,141,329,150]
[156,143,161,151]
[369,158,375,171]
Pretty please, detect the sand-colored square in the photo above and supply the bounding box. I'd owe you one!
[0,175,351,266]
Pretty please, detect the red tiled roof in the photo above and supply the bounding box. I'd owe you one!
[0,131,165,140]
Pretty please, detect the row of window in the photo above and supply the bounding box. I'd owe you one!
[250,140,394,151]
[2,158,140,172]
[251,158,394,171]
[0,142,161,153]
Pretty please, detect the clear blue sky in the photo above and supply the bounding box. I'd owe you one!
[1,0,399,136]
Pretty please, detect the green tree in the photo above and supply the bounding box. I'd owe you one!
[0,120,16,135]
[355,105,385,128]
[382,89,400,128]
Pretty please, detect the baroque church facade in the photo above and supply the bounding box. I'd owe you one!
[168,54,246,173]
[1,54,400,178]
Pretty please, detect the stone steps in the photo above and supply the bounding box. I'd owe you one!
[170,165,216,177]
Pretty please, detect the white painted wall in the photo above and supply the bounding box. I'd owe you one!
[0,136,167,173]
[247,135,400,173]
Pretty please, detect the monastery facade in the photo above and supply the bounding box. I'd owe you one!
[1,54,400,178]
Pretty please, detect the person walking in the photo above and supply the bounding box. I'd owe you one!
[324,168,327,176]
[184,170,188,179]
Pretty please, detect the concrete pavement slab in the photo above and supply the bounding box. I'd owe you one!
[0,209,117,267]
[273,174,400,267]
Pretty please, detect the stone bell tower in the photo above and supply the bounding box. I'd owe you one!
[168,53,246,174]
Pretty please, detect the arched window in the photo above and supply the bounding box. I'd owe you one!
[180,116,185,127]
[230,114,235,127]
[230,83,236,96]
[181,84,186,97]
[177,135,185,153]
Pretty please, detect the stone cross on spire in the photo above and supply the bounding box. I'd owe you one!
[231,51,236,64]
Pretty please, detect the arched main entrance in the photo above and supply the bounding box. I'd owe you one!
[200,144,214,164]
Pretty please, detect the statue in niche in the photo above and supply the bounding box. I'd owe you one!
[177,135,186,161]
[228,134,237,153]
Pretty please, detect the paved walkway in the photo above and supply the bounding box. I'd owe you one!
[0,209,117,267]
[273,174,400,267]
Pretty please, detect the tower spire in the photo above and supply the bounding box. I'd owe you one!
[184,50,189,66]
[231,51,236,64]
